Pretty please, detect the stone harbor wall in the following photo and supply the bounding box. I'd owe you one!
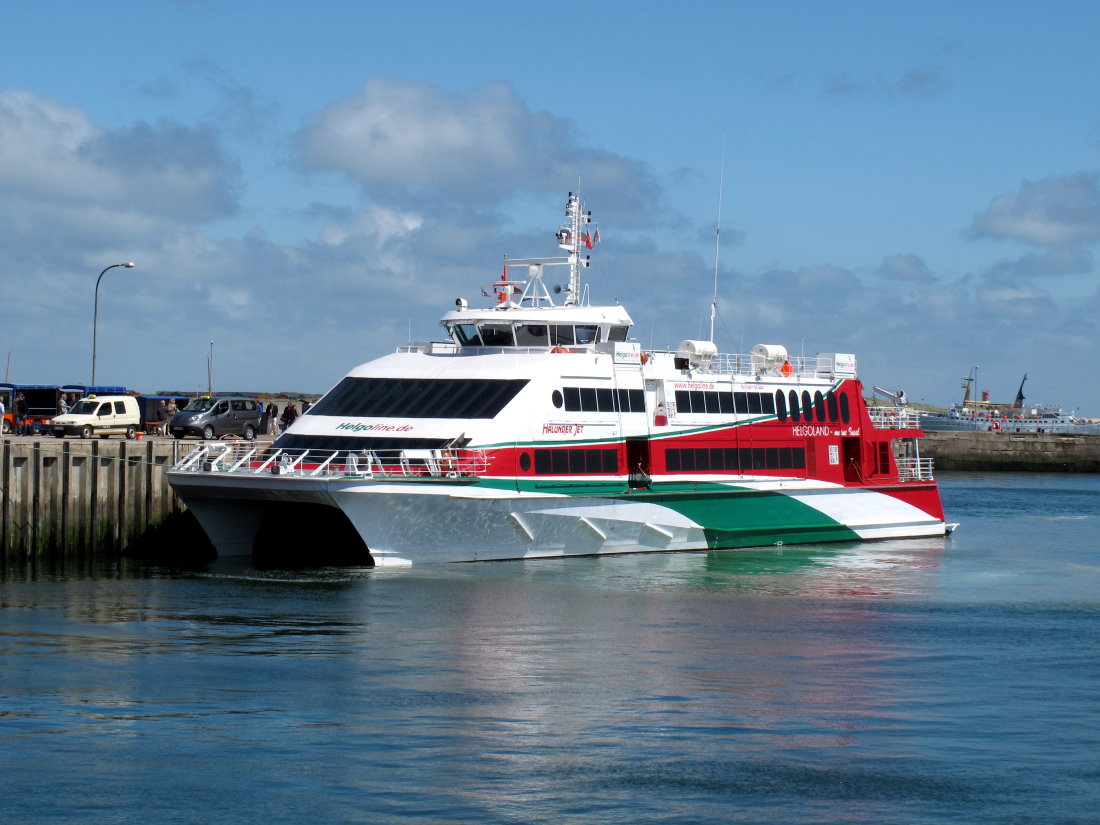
[921,431,1100,472]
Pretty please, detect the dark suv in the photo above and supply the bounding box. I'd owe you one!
[170,396,262,440]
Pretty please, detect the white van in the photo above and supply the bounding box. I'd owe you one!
[51,395,141,439]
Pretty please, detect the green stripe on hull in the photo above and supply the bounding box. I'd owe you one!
[473,476,862,550]
[628,488,860,550]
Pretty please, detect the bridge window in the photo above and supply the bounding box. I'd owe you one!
[450,323,481,346]
[478,324,515,346]
[515,325,549,346]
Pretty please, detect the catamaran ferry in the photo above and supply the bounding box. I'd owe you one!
[169,192,951,565]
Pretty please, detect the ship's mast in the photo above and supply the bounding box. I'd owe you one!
[709,145,725,343]
[504,191,593,308]
[557,190,591,306]
[1013,373,1028,409]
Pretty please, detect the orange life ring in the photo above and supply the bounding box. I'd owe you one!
[551,346,569,353]
[640,353,650,364]
[990,420,1001,431]
[780,360,793,377]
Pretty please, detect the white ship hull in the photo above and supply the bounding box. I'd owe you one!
[170,471,948,566]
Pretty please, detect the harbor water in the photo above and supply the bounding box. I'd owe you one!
[2,472,1099,824]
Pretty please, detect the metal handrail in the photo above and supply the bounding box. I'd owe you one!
[171,446,490,479]
[896,457,934,482]
[867,406,922,429]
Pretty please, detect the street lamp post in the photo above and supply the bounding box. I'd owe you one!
[91,262,135,385]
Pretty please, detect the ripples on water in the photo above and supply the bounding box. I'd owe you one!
[2,472,1099,824]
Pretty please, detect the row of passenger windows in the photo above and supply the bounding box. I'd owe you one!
[449,323,630,348]
[308,378,529,419]
[526,448,620,475]
[777,389,851,424]
[675,390,777,415]
[673,387,853,425]
[556,387,646,413]
[666,446,807,472]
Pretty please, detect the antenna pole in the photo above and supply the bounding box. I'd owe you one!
[710,142,726,343]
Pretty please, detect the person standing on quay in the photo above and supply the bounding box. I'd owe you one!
[266,401,279,437]
[281,402,297,432]
[155,400,169,436]
[14,393,28,435]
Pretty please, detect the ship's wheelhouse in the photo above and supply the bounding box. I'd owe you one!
[444,318,631,348]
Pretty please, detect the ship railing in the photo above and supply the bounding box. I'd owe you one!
[896,457,934,482]
[867,406,922,429]
[397,342,862,380]
[172,445,490,479]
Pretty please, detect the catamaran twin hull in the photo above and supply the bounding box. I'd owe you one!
[170,469,947,566]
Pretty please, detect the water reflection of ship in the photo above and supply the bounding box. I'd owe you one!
[920,367,1099,434]
[497,540,947,597]
[702,540,944,598]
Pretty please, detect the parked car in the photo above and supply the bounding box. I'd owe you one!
[171,396,261,440]
[51,395,141,439]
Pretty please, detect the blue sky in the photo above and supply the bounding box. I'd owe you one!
[2,0,1099,414]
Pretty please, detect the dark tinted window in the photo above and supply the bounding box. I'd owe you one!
[666,446,805,473]
[563,387,644,413]
[309,378,528,419]
[575,325,599,344]
[532,447,618,475]
[685,390,772,417]
[451,324,481,346]
[479,324,514,346]
[515,325,548,346]
[579,387,597,412]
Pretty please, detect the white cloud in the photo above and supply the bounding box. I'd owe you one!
[0,91,240,224]
[969,173,1100,247]
[295,78,661,223]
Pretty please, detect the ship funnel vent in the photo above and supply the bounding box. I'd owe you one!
[751,344,788,372]
[678,339,718,368]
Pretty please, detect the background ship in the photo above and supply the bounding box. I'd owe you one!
[919,368,1100,434]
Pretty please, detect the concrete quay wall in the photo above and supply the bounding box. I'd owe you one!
[922,431,1100,472]
[1,438,193,559]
